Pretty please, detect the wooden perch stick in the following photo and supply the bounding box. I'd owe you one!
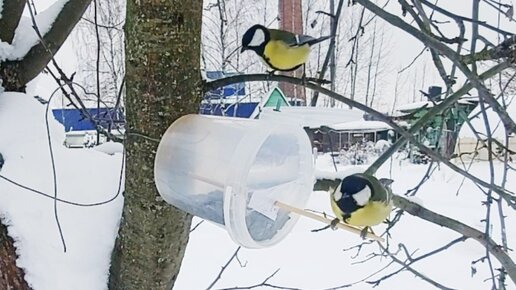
[275,201,385,242]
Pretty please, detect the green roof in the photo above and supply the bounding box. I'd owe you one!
[263,87,289,109]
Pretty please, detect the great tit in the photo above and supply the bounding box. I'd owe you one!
[330,173,393,238]
[241,24,332,72]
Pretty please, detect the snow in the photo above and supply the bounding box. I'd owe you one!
[0,0,3,19]
[175,155,516,290]
[0,41,13,61]
[8,0,69,60]
[0,91,123,290]
[330,120,391,131]
[397,101,434,112]
[374,139,391,151]
[0,87,514,289]
[259,106,364,128]
[94,141,124,155]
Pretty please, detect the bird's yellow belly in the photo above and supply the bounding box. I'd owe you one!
[263,41,310,71]
[336,201,392,227]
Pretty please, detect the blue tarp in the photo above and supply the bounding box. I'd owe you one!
[199,102,258,118]
[52,108,125,132]
[204,71,246,99]
[201,71,253,118]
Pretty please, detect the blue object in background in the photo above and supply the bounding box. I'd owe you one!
[201,71,252,118]
[204,71,246,99]
[199,102,258,118]
[52,108,125,132]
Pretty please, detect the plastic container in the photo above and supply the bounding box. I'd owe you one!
[154,114,314,248]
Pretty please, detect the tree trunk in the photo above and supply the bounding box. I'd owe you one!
[0,220,30,290]
[108,0,203,289]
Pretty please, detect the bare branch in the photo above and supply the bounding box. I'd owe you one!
[419,0,515,37]
[206,246,242,290]
[310,0,345,107]
[0,0,93,91]
[354,0,516,136]
[366,61,512,174]
[215,269,303,290]
[462,35,516,64]
[0,0,26,44]
[189,219,204,233]
[392,194,516,284]
[384,237,466,281]
[398,47,427,73]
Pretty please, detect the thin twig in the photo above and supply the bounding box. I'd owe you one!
[206,246,242,290]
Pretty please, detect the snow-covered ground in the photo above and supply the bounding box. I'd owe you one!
[0,83,514,290]
[176,154,516,290]
[0,91,124,289]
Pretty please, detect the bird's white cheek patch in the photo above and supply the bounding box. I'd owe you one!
[333,188,343,201]
[249,29,265,47]
[353,186,371,206]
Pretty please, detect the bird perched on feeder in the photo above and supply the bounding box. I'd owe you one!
[330,173,393,238]
[240,24,332,72]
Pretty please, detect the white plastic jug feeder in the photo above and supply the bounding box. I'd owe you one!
[154,114,314,248]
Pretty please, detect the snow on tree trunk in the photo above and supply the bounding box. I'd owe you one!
[108,1,203,289]
[0,221,30,290]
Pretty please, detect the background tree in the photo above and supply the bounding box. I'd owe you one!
[72,0,125,106]
[108,0,203,289]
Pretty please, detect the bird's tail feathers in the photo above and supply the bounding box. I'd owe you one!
[306,35,333,46]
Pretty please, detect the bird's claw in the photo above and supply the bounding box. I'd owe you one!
[330,218,340,230]
[359,226,370,240]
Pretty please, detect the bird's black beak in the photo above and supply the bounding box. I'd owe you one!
[240,47,247,53]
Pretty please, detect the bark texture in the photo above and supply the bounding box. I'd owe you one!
[0,221,30,290]
[108,0,203,289]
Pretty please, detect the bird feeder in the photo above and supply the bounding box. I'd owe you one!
[154,114,314,248]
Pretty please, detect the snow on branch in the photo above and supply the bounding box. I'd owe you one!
[0,0,92,91]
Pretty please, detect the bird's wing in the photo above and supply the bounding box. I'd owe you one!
[371,178,392,203]
[268,29,317,47]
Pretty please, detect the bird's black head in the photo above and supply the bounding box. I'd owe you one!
[333,174,373,215]
[340,174,371,196]
[241,24,269,55]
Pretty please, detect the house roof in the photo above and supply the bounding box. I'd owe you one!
[329,120,392,132]
[397,97,479,113]
[258,106,364,128]
[263,87,289,108]
[397,101,433,112]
